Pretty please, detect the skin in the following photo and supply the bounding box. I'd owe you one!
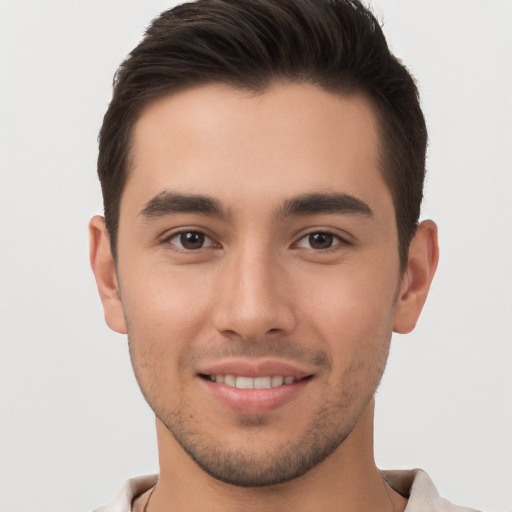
[90,83,438,512]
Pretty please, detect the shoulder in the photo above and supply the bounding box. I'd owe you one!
[382,469,481,512]
[93,474,158,512]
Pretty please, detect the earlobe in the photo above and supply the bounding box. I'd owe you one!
[89,216,127,334]
[393,220,439,334]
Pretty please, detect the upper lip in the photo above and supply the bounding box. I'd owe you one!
[197,359,313,379]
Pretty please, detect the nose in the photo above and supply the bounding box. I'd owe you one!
[212,246,297,342]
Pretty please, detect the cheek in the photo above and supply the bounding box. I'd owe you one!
[302,259,397,321]
[119,264,218,376]
[122,273,212,414]
[122,261,215,324]
[297,262,398,362]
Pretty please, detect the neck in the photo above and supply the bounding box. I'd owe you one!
[148,401,406,512]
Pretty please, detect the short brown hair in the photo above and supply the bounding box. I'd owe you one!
[98,0,427,268]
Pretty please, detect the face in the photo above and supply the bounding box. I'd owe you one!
[99,83,414,486]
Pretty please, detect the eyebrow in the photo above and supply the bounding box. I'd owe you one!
[139,191,229,219]
[139,190,373,221]
[277,192,373,218]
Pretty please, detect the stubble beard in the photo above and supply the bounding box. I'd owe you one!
[128,333,391,488]
[158,389,358,487]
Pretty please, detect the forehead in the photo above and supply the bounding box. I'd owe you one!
[123,82,390,215]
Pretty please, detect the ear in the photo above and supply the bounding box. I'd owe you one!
[393,220,439,334]
[89,216,127,334]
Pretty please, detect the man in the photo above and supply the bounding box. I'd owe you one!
[89,0,474,510]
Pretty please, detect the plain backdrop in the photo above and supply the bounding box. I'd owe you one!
[1,1,511,511]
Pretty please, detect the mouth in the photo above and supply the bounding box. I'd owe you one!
[198,362,314,414]
[199,374,311,389]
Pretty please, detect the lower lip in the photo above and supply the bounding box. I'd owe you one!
[201,377,310,414]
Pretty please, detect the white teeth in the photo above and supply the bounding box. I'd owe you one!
[254,376,271,389]
[236,376,254,389]
[224,375,236,387]
[208,375,297,389]
[271,375,284,387]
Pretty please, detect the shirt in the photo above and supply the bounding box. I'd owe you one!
[93,469,479,511]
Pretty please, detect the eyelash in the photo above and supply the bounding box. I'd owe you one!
[163,230,218,252]
[162,229,348,253]
[294,231,347,251]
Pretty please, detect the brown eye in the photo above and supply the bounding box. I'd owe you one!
[168,231,214,250]
[296,232,342,250]
[308,233,334,249]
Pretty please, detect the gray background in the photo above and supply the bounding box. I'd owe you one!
[1,1,511,511]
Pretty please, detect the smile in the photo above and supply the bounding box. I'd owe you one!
[200,372,312,414]
[205,375,300,389]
